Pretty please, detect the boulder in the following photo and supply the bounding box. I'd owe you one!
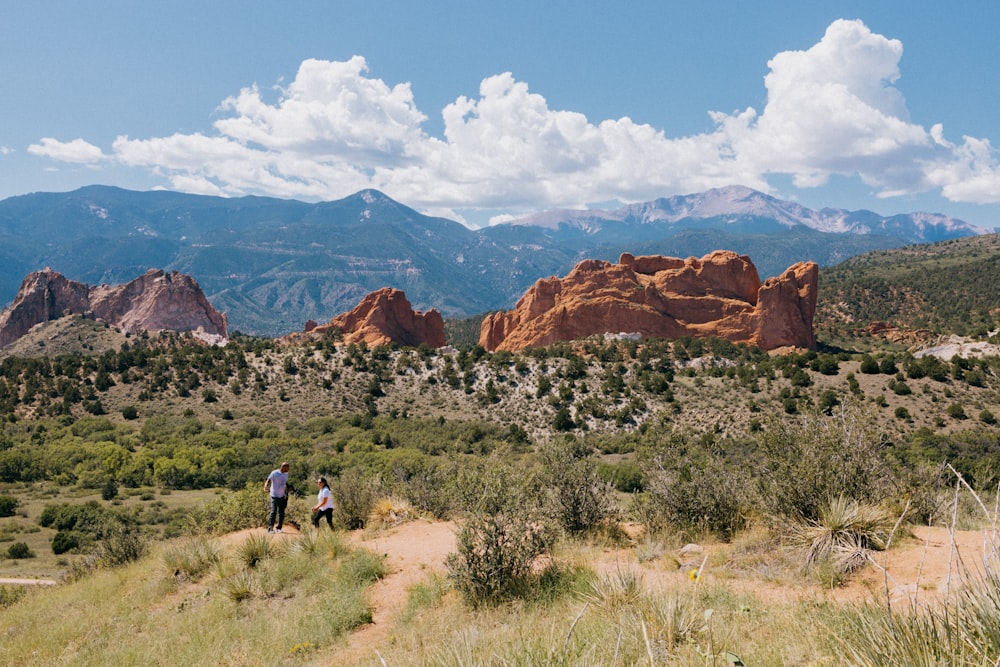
[295,288,445,348]
[0,268,228,348]
[480,251,817,351]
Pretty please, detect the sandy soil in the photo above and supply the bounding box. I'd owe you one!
[323,521,998,665]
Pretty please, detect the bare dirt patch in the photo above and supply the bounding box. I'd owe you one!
[244,520,993,665]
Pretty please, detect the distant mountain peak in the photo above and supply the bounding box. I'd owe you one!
[503,185,988,242]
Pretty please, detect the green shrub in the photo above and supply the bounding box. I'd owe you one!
[101,478,119,501]
[598,460,644,493]
[222,569,257,602]
[39,501,108,532]
[329,468,386,530]
[0,495,17,517]
[237,533,277,569]
[537,439,618,534]
[96,520,148,567]
[339,549,387,586]
[189,483,267,534]
[51,531,81,555]
[162,538,222,581]
[641,433,752,538]
[6,541,34,559]
[752,402,897,522]
[446,454,555,607]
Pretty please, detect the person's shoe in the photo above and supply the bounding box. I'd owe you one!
[276,528,282,533]
[267,528,274,534]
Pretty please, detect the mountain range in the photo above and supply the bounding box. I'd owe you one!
[0,184,990,336]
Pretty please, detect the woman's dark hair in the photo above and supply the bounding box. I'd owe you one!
[318,477,329,488]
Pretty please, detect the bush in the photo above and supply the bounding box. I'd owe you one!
[948,403,968,420]
[162,538,222,581]
[0,495,17,517]
[6,542,34,559]
[641,433,752,538]
[537,439,618,534]
[51,531,81,555]
[398,462,457,519]
[101,478,119,501]
[752,402,898,522]
[330,468,386,530]
[792,495,893,578]
[39,501,108,532]
[96,519,148,567]
[598,460,644,493]
[189,483,268,534]
[446,454,555,607]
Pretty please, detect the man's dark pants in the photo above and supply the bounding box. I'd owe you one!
[268,495,287,530]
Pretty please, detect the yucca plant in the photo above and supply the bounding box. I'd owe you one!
[579,569,643,614]
[792,495,895,576]
[222,569,257,603]
[237,533,278,569]
[367,496,417,530]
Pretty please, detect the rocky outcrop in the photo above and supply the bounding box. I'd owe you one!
[0,268,228,348]
[480,251,817,352]
[295,288,445,348]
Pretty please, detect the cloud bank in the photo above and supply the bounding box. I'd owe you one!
[27,20,1000,222]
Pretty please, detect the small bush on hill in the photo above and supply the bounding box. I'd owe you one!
[537,438,619,534]
[6,541,34,559]
[753,402,898,521]
[51,530,81,555]
[95,519,148,567]
[330,467,386,530]
[641,432,753,539]
[447,453,556,607]
[0,495,17,517]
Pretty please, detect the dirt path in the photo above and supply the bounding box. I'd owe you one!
[841,525,997,606]
[338,520,456,665]
[219,520,995,664]
[0,577,57,585]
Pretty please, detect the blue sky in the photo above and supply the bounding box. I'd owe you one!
[3,1,1000,229]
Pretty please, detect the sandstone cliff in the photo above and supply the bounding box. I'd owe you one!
[0,268,229,349]
[295,288,445,348]
[480,251,817,352]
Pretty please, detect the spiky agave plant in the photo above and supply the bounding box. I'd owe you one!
[794,495,895,574]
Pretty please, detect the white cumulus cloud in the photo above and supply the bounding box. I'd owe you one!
[29,19,1000,215]
[28,137,106,164]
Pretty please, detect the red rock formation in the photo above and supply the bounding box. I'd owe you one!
[480,251,817,352]
[0,268,228,348]
[297,288,445,348]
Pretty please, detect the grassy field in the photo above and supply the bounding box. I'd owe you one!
[0,487,222,580]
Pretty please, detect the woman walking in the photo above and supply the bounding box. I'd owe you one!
[312,477,334,530]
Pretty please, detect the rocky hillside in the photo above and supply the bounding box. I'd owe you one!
[0,268,228,349]
[817,233,1000,338]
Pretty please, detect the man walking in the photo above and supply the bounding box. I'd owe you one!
[264,461,291,533]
